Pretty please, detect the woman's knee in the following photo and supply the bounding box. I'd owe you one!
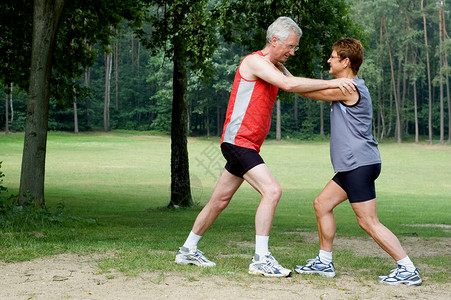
[314,195,332,215]
[356,216,380,233]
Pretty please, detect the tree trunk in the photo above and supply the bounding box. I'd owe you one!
[169,41,192,208]
[383,15,401,143]
[216,101,221,137]
[84,66,91,130]
[377,17,384,141]
[443,6,451,143]
[115,29,119,111]
[4,90,8,134]
[319,102,324,136]
[9,83,14,125]
[421,0,433,144]
[276,98,281,141]
[206,104,210,137]
[19,0,65,206]
[104,49,112,132]
[131,33,135,75]
[73,82,78,133]
[73,100,79,134]
[294,95,299,130]
[413,81,419,144]
[439,1,444,144]
[446,52,451,143]
[137,41,141,77]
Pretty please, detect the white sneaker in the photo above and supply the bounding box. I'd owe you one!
[294,256,336,278]
[378,265,422,286]
[175,246,216,267]
[248,253,292,277]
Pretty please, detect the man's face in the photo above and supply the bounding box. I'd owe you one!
[275,32,299,63]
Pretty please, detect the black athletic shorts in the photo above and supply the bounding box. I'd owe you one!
[220,142,265,178]
[332,163,381,203]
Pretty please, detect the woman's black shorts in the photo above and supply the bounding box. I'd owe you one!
[332,163,381,203]
[220,142,264,178]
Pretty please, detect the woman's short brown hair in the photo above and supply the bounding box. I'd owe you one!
[333,38,363,75]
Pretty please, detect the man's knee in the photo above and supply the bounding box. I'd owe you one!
[268,183,282,200]
[209,196,232,212]
[261,184,282,205]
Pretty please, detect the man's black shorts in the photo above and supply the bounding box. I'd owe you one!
[332,163,381,203]
[220,142,264,178]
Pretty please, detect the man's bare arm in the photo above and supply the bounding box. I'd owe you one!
[240,54,356,95]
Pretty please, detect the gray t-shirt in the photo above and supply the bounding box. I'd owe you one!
[329,78,381,172]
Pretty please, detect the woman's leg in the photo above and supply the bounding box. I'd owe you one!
[314,180,348,252]
[350,199,407,261]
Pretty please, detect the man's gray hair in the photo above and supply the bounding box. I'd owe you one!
[266,16,302,45]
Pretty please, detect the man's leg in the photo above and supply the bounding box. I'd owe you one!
[244,164,291,277]
[191,169,244,236]
[175,168,243,267]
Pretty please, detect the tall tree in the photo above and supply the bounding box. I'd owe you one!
[4,88,9,134]
[104,47,113,132]
[0,0,146,206]
[440,1,444,143]
[19,0,65,206]
[73,91,79,133]
[276,98,281,141]
[422,0,434,144]
[140,0,218,207]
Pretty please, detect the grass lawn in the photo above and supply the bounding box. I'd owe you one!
[0,131,450,283]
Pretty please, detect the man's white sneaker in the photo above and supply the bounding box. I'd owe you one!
[248,253,292,277]
[175,246,216,267]
[294,256,336,278]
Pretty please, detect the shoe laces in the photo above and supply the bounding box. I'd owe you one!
[265,253,283,268]
[305,256,322,267]
[388,265,407,277]
[193,248,205,256]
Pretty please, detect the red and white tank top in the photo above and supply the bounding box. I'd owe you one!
[221,51,279,152]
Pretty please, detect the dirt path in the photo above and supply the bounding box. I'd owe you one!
[0,252,449,300]
[1,235,450,299]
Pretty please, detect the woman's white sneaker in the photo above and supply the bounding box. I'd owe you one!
[378,265,422,286]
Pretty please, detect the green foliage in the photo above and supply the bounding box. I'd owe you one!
[1,0,449,139]
[218,0,363,76]
[139,0,218,79]
[0,0,148,101]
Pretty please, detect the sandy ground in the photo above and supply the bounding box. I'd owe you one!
[1,234,450,300]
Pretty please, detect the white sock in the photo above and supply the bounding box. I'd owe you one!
[397,256,416,272]
[255,235,269,257]
[318,250,333,265]
[182,231,202,250]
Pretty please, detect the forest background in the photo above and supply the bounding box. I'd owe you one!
[2,0,450,143]
[0,0,450,209]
